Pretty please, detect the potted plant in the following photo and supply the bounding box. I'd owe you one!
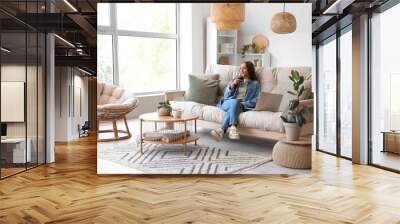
[240,43,256,56]
[280,70,310,141]
[157,101,172,116]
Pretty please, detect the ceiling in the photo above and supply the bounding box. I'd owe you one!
[0,0,393,73]
[0,0,98,74]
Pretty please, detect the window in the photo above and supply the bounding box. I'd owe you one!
[97,3,110,27]
[370,3,400,171]
[390,74,400,130]
[317,37,337,154]
[97,35,114,84]
[317,27,353,159]
[98,3,178,94]
[118,36,176,92]
[339,29,352,158]
[117,4,176,34]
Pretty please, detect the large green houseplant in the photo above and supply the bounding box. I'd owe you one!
[280,70,310,141]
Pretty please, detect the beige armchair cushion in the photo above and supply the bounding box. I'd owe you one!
[97,82,138,114]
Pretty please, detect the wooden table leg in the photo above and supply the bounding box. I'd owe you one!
[140,119,143,154]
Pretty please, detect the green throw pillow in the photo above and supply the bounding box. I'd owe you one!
[185,75,220,105]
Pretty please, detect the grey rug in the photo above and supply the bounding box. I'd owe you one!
[98,120,310,174]
[99,142,272,174]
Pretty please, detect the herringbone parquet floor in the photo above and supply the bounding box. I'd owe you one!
[1,136,400,223]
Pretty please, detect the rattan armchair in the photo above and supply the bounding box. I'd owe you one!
[97,82,139,142]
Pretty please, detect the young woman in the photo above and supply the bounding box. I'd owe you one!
[211,61,260,140]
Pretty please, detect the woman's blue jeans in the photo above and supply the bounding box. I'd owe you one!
[219,99,242,131]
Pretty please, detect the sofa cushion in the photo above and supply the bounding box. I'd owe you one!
[205,64,240,97]
[202,105,225,123]
[185,75,220,105]
[170,101,283,132]
[254,92,283,112]
[256,67,275,93]
[238,110,283,132]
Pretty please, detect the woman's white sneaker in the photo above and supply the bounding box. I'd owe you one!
[228,126,240,139]
[211,128,224,141]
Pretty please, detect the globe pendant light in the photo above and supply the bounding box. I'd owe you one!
[211,3,245,31]
[271,3,297,34]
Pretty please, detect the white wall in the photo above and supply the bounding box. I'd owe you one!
[55,67,89,141]
[180,3,211,90]
[124,3,312,118]
[182,3,312,74]
[179,3,192,91]
[191,3,211,74]
[238,3,312,67]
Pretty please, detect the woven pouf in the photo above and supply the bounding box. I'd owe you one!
[272,137,311,169]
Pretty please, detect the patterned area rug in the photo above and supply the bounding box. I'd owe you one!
[98,142,272,174]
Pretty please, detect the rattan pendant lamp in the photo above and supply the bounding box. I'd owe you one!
[211,3,245,31]
[271,3,297,34]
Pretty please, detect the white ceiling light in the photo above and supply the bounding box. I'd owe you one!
[54,34,75,48]
[63,0,78,12]
[78,67,92,76]
[1,47,11,53]
[323,0,355,14]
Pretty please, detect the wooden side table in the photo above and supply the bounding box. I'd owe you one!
[272,137,311,169]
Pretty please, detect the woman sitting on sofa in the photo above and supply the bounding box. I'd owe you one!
[211,61,260,141]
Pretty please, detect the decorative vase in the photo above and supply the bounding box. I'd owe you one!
[158,107,171,116]
[283,122,300,141]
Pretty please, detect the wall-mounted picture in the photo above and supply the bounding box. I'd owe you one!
[97,3,314,175]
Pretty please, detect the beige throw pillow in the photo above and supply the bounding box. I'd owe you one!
[255,92,283,112]
[191,73,219,80]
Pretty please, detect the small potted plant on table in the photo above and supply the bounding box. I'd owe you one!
[157,101,172,116]
[280,70,310,141]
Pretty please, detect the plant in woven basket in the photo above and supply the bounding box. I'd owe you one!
[280,70,311,140]
[157,101,172,116]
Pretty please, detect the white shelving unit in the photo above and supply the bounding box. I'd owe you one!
[206,17,271,68]
[207,17,238,66]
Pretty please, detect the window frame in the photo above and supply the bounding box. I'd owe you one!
[97,3,180,96]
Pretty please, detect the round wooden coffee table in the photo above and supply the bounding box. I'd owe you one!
[139,112,199,155]
[272,137,311,169]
